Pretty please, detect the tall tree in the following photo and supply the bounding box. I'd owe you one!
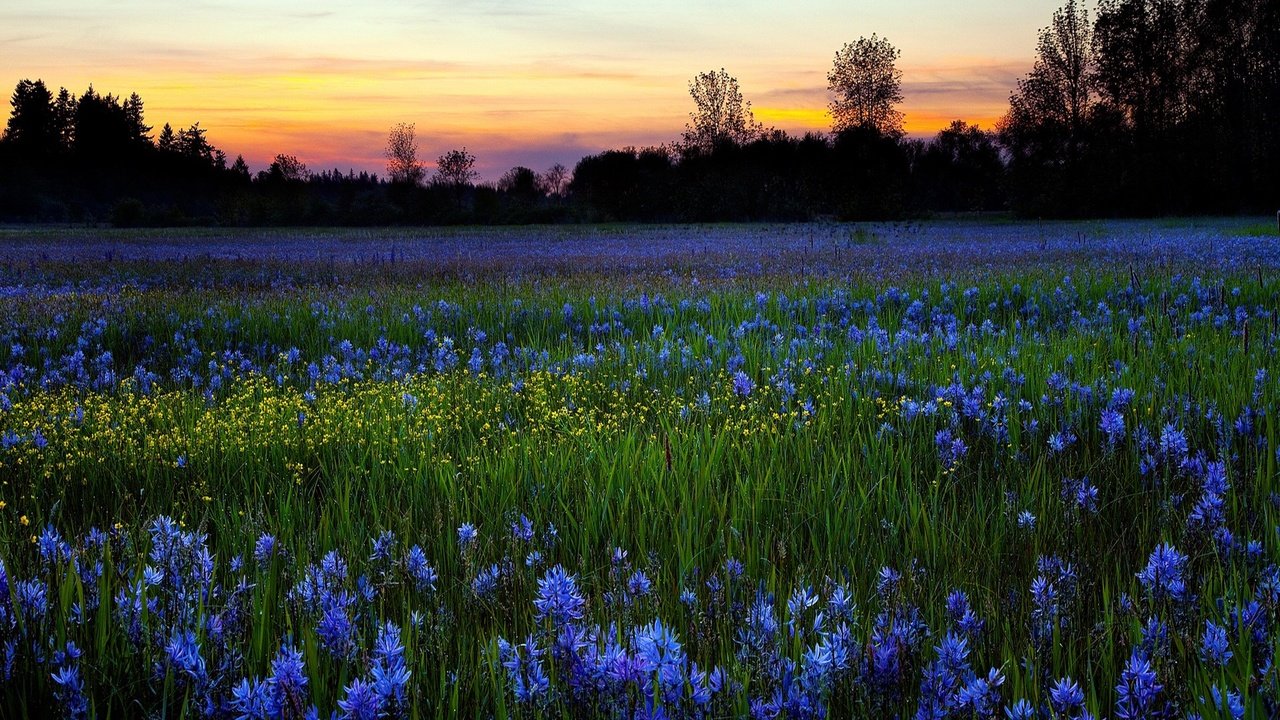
[680,68,763,154]
[52,86,77,150]
[385,122,424,186]
[999,0,1100,214]
[1003,1,1095,157]
[176,123,215,164]
[3,79,58,153]
[122,92,152,147]
[157,123,176,152]
[827,35,904,137]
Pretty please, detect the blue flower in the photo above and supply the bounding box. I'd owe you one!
[338,678,382,720]
[1100,409,1125,444]
[404,545,437,592]
[266,642,309,717]
[1208,687,1246,720]
[457,523,478,550]
[732,370,755,398]
[371,622,410,710]
[1005,698,1035,720]
[254,534,277,566]
[1136,542,1189,604]
[1200,620,1233,667]
[51,663,89,719]
[534,565,585,625]
[627,570,653,599]
[1017,511,1037,530]
[472,564,500,598]
[1049,676,1084,715]
[1158,423,1188,463]
[1115,650,1163,719]
[230,677,269,719]
[316,596,356,660]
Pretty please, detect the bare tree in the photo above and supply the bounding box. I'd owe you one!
[434,147,477,187]
[827,35,905,136]
[680,68,763,154]
[540,163,569,197]
[385,122,425,186]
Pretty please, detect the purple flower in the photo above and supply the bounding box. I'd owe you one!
[266,642,309,717]
[1100,409,1125,444]
[254,534,277,566]
[1200,620,1233,667]
[1137,543,1189,604]
[1115,650,1164,719]
[404,545,437,592]
[1049,676,1084,715]
[534,565,585,626]
[457,523,478,551]
[338,678,382,720]
[732,370,755,398]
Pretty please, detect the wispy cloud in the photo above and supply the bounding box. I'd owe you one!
[1,1,1051,178]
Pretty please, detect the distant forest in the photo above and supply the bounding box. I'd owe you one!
[1,0,1276,226]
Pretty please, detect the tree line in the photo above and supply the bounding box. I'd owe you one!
[1,0,1275,226]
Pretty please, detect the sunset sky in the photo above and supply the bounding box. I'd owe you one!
[2,1,1063,180]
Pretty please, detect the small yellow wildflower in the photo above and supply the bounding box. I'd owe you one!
[19,514,29,527]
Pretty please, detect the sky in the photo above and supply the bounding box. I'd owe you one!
[2,1,1064,181]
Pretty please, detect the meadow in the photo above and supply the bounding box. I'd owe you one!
[0,218,1277,719]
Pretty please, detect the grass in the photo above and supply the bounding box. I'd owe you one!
[0,222,1277,717]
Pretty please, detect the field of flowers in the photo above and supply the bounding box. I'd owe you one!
[0,219,1277,718]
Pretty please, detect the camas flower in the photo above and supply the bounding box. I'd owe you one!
[1200,620,1232,668]
[1114,650,1164,719]
[1137,543,1189,604]
[534,565,585,626]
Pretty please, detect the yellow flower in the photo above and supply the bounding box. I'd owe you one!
[19,514,29,526]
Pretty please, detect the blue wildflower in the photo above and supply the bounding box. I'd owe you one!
[338,678,382,720]
[1049,676,1085,715]
[1136,543,1189,604]
[534,565,585,625]
[457,523,478,551]
[1201,620,1233,668]
[1115,650,1164,719]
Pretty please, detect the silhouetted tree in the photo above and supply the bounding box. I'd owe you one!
[230,154,250,178]
[1000,0,1099,214]
[176,123,215,164]
[540,163,569,198]
[498,166,540,199]
[73,87,139,160]
[52,87,76,150]
[434,148,477,187]
[123,92,151,147]
[157,123,176,153]
[385,122,424,185]
[681,68,764,154]
[1091,0,1188,211]
[260,154,309,183]
[3,79,58,154]
[912,121,1006,212]
[827,35,905,136]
